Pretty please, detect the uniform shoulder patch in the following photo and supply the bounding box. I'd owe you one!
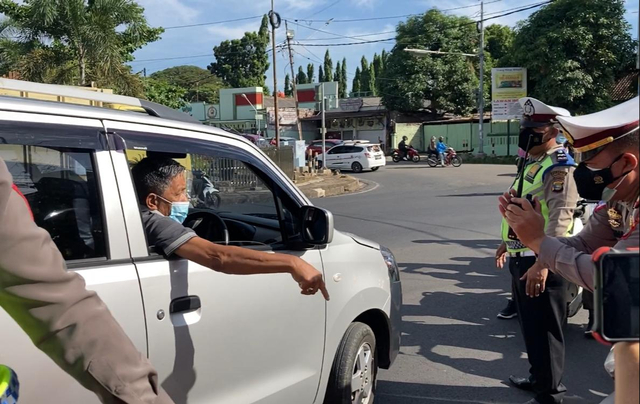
[551,170,567,192]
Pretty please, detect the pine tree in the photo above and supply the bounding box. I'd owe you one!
[352,67,362,94]
[284,74,293,96]
[296,66,307,84]
[323,50,333,84]
[318,65,324,82]
[360,56,371,94]
[335,61,342,94]
[307,63,315,83]
[340,58,348,98]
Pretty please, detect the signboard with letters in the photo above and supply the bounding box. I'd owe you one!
[491,67,527,121]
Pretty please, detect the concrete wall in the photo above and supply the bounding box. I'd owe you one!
[423,120,521,156]
[392,123,424,151]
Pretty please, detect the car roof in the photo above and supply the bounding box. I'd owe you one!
[0,95,255,146]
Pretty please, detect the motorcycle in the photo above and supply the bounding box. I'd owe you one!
[192,170,221,209]
[427,147,462,167]
[392,146,420,163]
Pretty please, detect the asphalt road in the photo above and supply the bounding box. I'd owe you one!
[313,163,613,404]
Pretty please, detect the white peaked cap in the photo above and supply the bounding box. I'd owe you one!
[518,97,571,123]
[557,96,639,153]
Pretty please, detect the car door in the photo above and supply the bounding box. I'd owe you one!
[104,121,326,404]
[325,145,345,169]
[0,114,147,402]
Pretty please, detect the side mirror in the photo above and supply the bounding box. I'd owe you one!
[300,206,334,245]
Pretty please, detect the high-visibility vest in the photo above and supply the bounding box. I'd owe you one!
[0,365,19,404]
[501,149,576,253]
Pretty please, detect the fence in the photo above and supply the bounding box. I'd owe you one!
[423,120,521,156]
[191,146,295,190]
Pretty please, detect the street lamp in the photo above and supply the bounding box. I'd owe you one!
[241,93,261,135]
[404,45,486,157]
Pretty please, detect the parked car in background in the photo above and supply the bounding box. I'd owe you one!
[267,136,298,146]
[317,142,386,173]
[0,78,401,404]
[240,133,269,148]
[307,139,344,157]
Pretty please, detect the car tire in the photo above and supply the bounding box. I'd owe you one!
[324,322,377,404]
[352,162,363,173]
[371,167,380,172]
[451,156,462,167]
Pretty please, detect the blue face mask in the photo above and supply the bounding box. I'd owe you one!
[156,195,190,224]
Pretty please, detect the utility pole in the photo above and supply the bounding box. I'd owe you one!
[477,0,486,157]
[285,21,303,141]
[270,0,280,145]
[321,83,326,170]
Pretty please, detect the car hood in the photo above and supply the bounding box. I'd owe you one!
[339,231,380,250]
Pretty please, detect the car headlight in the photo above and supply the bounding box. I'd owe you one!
[381,246,400,282]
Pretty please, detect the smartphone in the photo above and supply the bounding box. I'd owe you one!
[594,249,640,343]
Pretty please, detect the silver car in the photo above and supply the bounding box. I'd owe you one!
[0,79,401,404]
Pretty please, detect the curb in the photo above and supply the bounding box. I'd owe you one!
[298,175,361,199]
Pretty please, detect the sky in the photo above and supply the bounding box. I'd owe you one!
[130,0,640,92]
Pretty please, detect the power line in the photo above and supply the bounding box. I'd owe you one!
[163,15,263,30]
[295,37,396,47]
[287,20,377,43]
[299,30,397,41]
[302,0,343,20]
[129,43,287,64]
[290,0,503,24]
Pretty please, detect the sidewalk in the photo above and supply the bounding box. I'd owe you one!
[295,171,362,198]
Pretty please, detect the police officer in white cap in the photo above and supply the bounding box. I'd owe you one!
[502,96,639,404]
[495,97,579,404]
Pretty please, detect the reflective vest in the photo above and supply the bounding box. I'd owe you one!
[0,365,19,404]
[501,149,575,253]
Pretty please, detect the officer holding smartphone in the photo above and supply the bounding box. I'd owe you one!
[500,96,639,293]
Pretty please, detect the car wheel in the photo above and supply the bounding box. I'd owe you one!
[324,322,377,404]
[451,156,462,167]
[352,162,363,173]
[371,167,380,172]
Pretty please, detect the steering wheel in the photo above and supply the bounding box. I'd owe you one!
[184,211,229,245]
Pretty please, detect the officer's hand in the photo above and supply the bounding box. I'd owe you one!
[495,242,508,269]
[498,189,517,217]
[505,196,546,253]
[520,262,548,297]
[291,257,330,301]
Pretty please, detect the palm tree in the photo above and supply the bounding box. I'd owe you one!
[0,0,161,95]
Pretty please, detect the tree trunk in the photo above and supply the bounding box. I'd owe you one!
[78,47,86,86]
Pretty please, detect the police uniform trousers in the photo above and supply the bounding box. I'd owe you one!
[510,255,568,404]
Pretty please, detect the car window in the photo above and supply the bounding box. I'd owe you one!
[328,146,346,154]
[121,131,304,248]
[353,147,364,153]
[0,144,106,261]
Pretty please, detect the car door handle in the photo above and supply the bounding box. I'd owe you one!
[170,295,201,314]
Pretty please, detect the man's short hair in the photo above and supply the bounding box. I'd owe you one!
[131,157,186,204]
[611,128,639,153]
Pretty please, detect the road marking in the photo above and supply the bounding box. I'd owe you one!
[378,393,513,403]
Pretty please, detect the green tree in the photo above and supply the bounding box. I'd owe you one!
[484,24,514,66]
[306,63,314,83]
[143,78,187,109]
[335,60,342,94]
[352,67,361,94]
[296,66,307,84]
[209,15,270,88]
[379,9,479,114]
[340,58,348,98]
[372,53,385,94]
[318,65,324,82]
[0,0,162,95]
[284,74,293,96]
[509,0,634,113]
[323,50,333,83]
[151,65,225,103]
[359,56,372,94]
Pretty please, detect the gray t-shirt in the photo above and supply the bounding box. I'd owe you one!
[140,207,196,256]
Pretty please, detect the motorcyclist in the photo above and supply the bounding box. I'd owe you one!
[436,137,448,166]
[427,136,438,159]
[399,136,410,161]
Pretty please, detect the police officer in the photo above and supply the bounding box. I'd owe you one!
[497,97,579,404]
[0,157,174,404]
[503,95,639,404]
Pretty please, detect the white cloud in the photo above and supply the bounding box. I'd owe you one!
[206,21,262,40]
[138,0,199,25]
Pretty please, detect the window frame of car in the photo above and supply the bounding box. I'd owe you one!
[0,117,132,268]
[110,127,312,255]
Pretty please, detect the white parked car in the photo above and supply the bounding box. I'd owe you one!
[0,78,401,404]
[317,143,386,173]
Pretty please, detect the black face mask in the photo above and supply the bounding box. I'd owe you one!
[518,127,545,152]
[573,154,631,201]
